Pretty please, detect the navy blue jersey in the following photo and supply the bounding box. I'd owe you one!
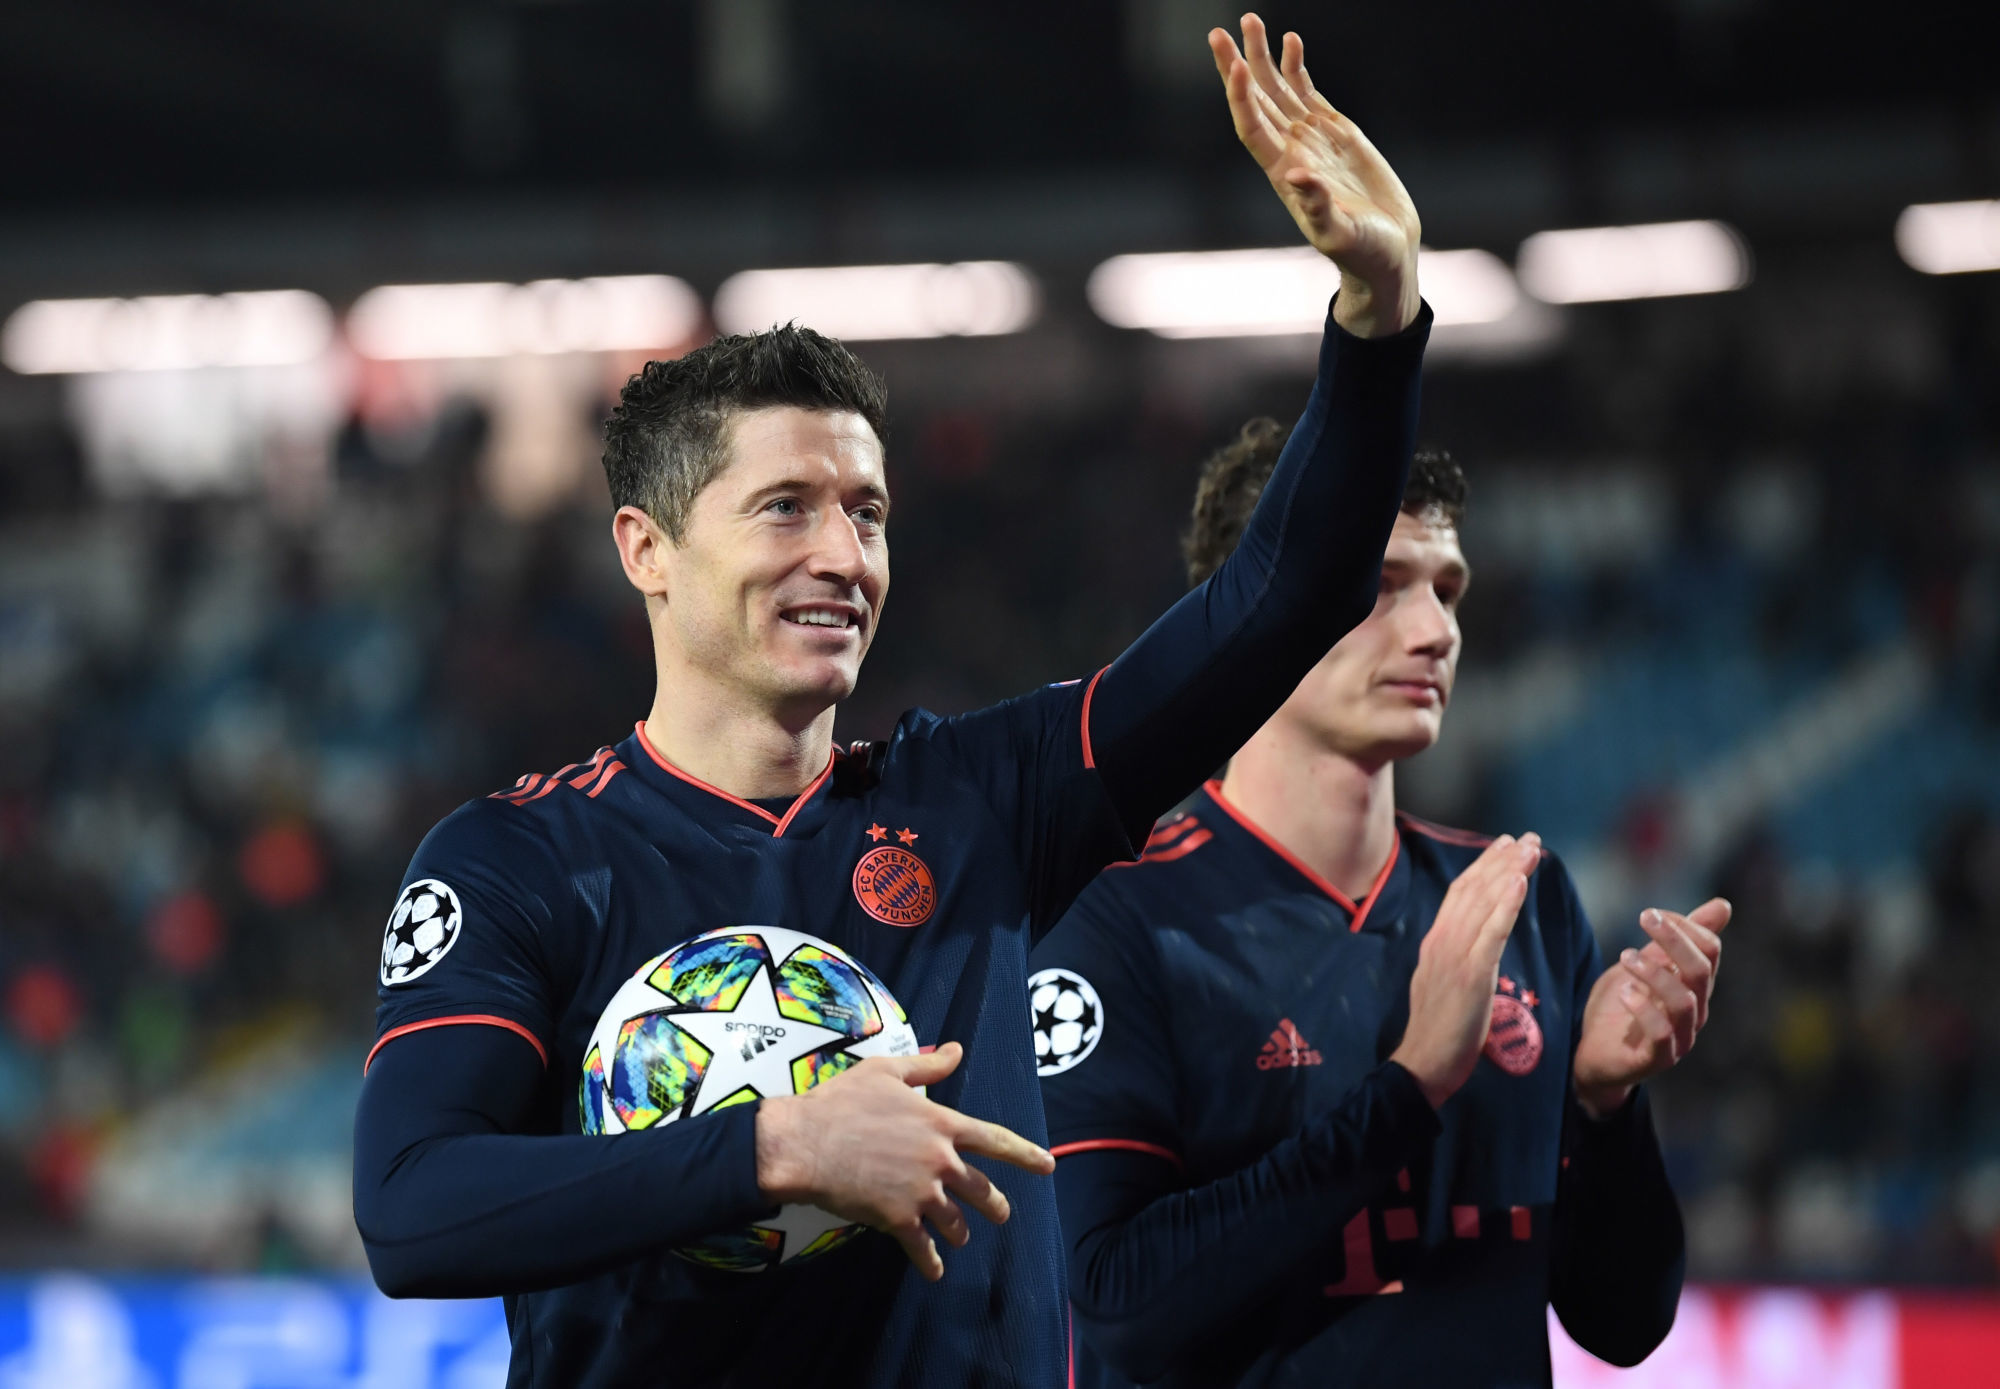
[1032,781,1681,1388]
[373,685,1126,1388]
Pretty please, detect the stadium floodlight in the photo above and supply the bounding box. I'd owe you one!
[347,275,703,360]
[1895,200,2000,276]
[1,290,335,375]
[711,262,1039,341]
[1085,246,1521,339]
[1515,220,1751,304]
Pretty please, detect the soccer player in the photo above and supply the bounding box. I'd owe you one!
[1032,436,1728,1387]
[352,18,1440,1387]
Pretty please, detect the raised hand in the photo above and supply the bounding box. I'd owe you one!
[1209,13,1421,338]
[1390,833,1543,1109]
[753,1041,1055,1280]
[1572,898,1731,1118]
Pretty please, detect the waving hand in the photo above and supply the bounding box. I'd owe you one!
[1210,14,1421,338]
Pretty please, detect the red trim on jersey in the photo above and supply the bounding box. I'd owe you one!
[1397,811,1549,865]
[1050,1138,1185,1171]
[1147,816,1202,848]
[1139,828,1214,864]
[1079,666,1107,771]
[773,756,838,837]
[632,721,834,836]
[1396,812,1494,849]
[1203,781,1399,932]
[564,747,613,789]
[582,759,627,798]
[365,1014,549,1074]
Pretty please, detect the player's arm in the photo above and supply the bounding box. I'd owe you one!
[1088,17,1429,840]
[354,1023,773,1297]
[355,1028,1044,1296]
[1055,836,1539,1381]
[1548,888,1729,1364]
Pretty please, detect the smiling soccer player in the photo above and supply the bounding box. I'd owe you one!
[351,17,1441,1388]
[1033,438,1726,1388]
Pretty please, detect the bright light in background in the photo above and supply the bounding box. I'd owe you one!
[347,275,702,360]
[2,291,334,375]
[1085,246,1521,338]
[712,262,1038,341]
[1896,200,2000,275]
[1516,220,1750,304]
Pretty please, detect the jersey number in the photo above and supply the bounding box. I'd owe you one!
[1322,1210,1403,1297]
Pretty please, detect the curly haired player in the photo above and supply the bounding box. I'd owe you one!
[352,17,1441,1387]
[1032,433,1727,1387]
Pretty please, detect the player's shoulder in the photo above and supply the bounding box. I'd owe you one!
[1066,805,1230,919]
[414,744,630,871]
[892,676,1095,752]
[1396,811,1583,901]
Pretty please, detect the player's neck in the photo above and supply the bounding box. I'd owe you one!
[641,672,837,802]
[1219,730,1396,905]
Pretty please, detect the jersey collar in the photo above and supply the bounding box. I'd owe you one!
[1199,780,1403,933]
[626,720,837,838]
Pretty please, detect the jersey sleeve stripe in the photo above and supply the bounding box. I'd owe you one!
[364,1014,550,1074]
[1079,664,1108,771]
[581,758,627,798]
[1050,1138,1185,1170]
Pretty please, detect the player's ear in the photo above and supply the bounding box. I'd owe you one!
[612,504,673,600]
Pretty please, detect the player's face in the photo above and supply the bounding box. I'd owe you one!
[1276,509,1467,764]
[661,406,890,717]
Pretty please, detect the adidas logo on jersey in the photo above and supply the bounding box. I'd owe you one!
[1257,1018,1323,1069]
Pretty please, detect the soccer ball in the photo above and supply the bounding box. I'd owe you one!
[1029,967,1102,1077]
[380,879,463,986]
[580,925,920,1272]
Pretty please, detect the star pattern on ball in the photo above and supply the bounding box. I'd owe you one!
[667,964,850,1115]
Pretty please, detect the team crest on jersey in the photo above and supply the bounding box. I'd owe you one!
[852,846,936,927]
[380,879,463,986]
[1029,968,1102,1076]
[1483,979,1544,1075]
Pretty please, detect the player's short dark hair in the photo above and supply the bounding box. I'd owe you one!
[602,324,889,541]
[1181,419,1468,587]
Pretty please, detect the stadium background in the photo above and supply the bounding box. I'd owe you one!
[1,0,1997,1382]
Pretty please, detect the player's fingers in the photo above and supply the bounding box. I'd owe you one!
[920,1187,971,1249]
[1241,13,1308,119]
[950,1115,1055,1175]
[1432,838,1518,953]
[1472,870,1530,964]
[896,1041,963,1087]
[1209,28,1243,91]
[1618,977,1677,1052]
[890,1217,944,1281]
[1640,910,1712,989]
[944,1160,1009,1228]
[1687,897,1733,936]
[1223,56,1286,164]
[1282,33,1339,120]
[1619,960,1691,1053]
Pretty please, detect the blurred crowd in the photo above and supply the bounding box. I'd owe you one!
[1,265,1998,1285]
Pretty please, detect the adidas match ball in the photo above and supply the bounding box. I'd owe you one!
[580,926,919,1272]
